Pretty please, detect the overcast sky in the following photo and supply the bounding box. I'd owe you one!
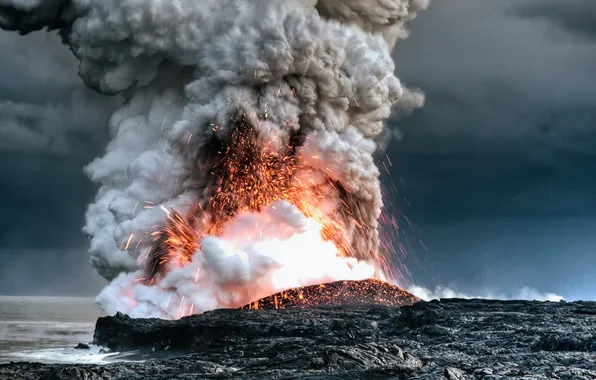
[0,0,594,300]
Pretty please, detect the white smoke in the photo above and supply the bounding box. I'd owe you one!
[0,0,429,316]
[408,285,564,302]
[97,201,375,318]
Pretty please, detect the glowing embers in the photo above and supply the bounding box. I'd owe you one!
[97,200,378,319]
[206,114,298,232]
[145,113,367,284]
[146,208,200,284]
[241,278,420,310]
[146,114,299,282]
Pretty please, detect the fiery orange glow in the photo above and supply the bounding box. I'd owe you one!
[146,112,372,285]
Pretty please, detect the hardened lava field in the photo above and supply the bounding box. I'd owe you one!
[241,278,420,310]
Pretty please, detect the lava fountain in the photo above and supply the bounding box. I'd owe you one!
[0,0,429,318]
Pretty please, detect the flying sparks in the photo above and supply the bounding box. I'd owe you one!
[145,112,379,287]
[0,0,430,318]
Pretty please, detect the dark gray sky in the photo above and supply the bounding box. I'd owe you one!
[0,0,594,299]
[390,0,596,300]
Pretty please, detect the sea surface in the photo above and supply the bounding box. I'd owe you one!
[0,296,118,364]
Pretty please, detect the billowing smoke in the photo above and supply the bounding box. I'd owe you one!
[0,0,428,317]
[100,200,376,318]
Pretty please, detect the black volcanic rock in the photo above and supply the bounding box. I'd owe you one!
[91,280,418,354]
[2,296,596,379]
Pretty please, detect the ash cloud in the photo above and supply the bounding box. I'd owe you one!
[0,0,429,314]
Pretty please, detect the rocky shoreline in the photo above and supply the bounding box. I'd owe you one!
[1,295,595,379]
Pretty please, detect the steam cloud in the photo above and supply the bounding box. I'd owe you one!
[409,285,564,302]
[0,0,429,317]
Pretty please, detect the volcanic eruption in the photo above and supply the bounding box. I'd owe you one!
[0,0,428,318]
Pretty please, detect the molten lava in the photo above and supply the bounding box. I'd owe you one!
[242,278,420,310]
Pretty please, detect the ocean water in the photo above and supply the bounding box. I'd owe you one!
[0,296,118,364]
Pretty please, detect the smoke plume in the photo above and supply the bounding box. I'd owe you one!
[0,0,428,317]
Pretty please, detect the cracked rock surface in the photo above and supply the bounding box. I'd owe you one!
[1,299,595,379]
